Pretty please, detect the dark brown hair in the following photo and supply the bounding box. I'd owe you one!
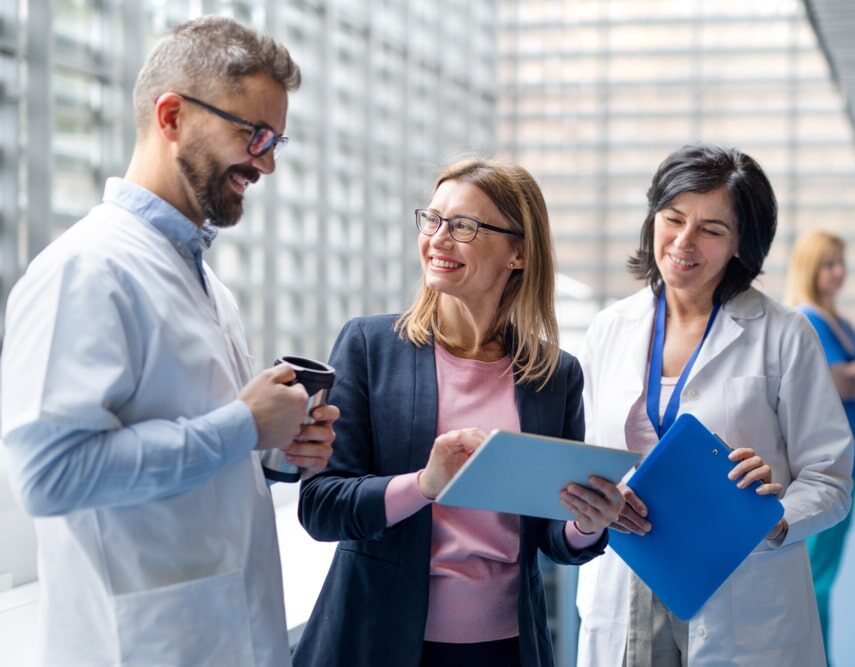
[628,144,777,304]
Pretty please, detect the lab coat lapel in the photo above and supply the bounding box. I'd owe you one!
[688,310,744,382]
[620,289,658,397]
[687,289,764,382]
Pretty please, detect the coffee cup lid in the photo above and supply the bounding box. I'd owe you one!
[274,355,335,387]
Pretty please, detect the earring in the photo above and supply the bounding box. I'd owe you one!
[509,262,515,268]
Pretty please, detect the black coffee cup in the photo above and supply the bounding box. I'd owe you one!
[260,355,336,483]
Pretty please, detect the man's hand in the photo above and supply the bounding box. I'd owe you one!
[239,363,309,451]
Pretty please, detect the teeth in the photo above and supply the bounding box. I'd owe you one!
[231,174,250,189]
[669,254,695,267]
[431,258,462,269]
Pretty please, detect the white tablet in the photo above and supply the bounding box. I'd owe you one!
[435,429,640,521]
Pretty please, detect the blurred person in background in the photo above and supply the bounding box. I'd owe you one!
[576,144,853,667]
[0,16,336,667]
[293,158,625,667]
[785,229,855,666]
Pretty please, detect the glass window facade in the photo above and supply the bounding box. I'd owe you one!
[0,0,497,365]
[500,0,855,348]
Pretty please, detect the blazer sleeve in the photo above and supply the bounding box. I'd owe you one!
[535,353,608,565]
[298,318,394,542]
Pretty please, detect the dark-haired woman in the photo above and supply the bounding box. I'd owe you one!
[575,144,853,667]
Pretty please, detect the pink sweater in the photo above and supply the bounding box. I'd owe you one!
[384,344,599,643]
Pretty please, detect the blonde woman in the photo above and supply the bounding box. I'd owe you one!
[786,229,855,665]
[293,159,624,667]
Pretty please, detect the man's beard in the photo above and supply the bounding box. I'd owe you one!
[177,136,259,228]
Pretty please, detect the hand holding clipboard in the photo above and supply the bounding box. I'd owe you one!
[612,431,783,538]
[608,414,785,620]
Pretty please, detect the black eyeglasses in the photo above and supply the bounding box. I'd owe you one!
[178,94,289,160]
[415,208,523,243]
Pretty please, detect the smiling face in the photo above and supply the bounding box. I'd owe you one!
[176,73,288,227]
[653,187,740,301]
[418,179,524,310]
[815,246,847,302]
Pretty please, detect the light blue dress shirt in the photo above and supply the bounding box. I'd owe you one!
[2,178,258,515]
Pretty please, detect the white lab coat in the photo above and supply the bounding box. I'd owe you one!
[576,287,853,667]
[1,204,289,666]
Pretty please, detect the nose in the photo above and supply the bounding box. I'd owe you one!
[251,149,275,175]
[429,219,455,247]
[673,225,696,249]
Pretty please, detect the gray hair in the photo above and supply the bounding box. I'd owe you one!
[133,15,301,136]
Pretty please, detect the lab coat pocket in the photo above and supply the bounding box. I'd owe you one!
[114,568,255,666]
[729,546,810,650]
[725,376,781,453]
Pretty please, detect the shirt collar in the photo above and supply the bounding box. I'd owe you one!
[103,177,219,259]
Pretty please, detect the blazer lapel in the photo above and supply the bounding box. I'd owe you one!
[515,380,540,435]
[409,341,439,470]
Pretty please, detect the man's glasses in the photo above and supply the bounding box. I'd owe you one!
[178,94,289,160]
[415,208,523,244]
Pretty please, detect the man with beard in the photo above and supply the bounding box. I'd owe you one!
[0,16,336,667]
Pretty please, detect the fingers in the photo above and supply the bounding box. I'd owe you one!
[560,494,610,533]
[565,478,624,512]
[613,506,651,535]
[727,447,755,462]
[614,484,651,534]
[756,482,783,497]
[458,428,487,452]
[728,449,773,487]
[587,476,625,506]
[736,464,772,488]
[284,449,333,471]
[282,441,334,470]
[267,362,297,385]
[561,477,627,534]
[292,422,337,445]
[619,483,648,518]
[567,481,650,535]
[434,428,487,453]
[310,403,340,423]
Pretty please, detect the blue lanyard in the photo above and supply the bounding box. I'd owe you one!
[646,291,720,438]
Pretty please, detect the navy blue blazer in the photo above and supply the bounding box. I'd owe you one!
[293,315,606,667]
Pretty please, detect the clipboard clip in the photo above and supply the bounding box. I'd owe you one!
[710,432,732,456]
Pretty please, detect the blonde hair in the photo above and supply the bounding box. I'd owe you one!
[395,158,560,389]
[784,229,845,313]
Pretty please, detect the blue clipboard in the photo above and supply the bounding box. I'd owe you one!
[435,429,640,521]
[608,413,784,620]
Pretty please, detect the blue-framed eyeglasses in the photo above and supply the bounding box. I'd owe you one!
[178,94,289,160]
[415,208,523,243]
